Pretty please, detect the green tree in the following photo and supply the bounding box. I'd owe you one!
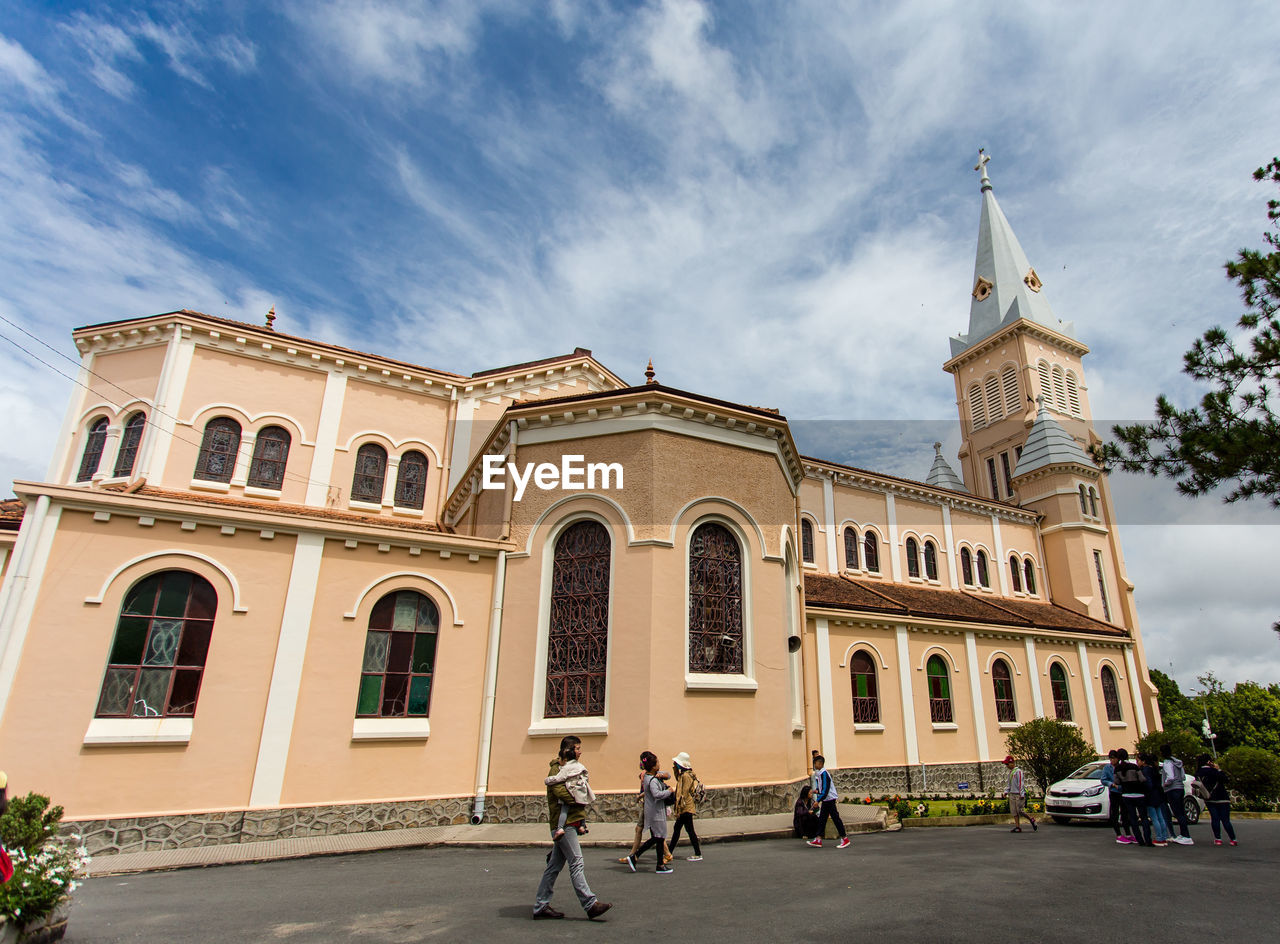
[1134,728,1203,766]
[1148,668,1200,734]
[1004,718,1097,795]
[1218,745,1280,801]
[1199,672,1280,754]
[1094,159,1280,637]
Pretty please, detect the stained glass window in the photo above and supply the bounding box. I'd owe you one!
[1101,665,1123,722]
[976,550,990,588]
[545,520,610,718]
[863,531,879,574]
[1050,663,1072,721]
[961,547,974,586]
[395,451,428,510]
[992,659,1016,723]
[351,443,387,503]
[906,537,920,578]
[247,426,291,489]
[849,650,879,723]
[923,541,938,581]
[1010,555,1022,593]
[844,526,858,570]
[689,522,744,674]
[77,417,109,482]
[356,590,439,717]
[927,655,953,723]
[95,571,217,718]
[113,412,146,478]
[800,519,814,564]
[194,417,241,482]
[1024,559,1036,595]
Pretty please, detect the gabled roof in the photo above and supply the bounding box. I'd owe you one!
[803,573,1127,638]
[925,442,968,492]
[1013,398,1096,478]
[950,157,1076,356]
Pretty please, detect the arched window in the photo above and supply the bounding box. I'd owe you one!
[801,518,814,564]
[1079,484,1089,515]
[923,541,938,581]
[1050,663,1072,721]
[1001,364,1021,415]
[849,650,879,724]
[113,411,146,478]
[992,658,1016,723]
[906,537,920,578]
[77,417,109,482]
[351,443,387,503]
[927,655,953,723]
[95,571,217,718]
[1088,487,1099,518]
[960,547,974,586]
[1052,365,1068,412]
[545,520,610,718]
[976,550,990,588]
[247,425,291,489]
[1023,559,1036,595]
[968,383,987,429]
[194,417,241,482]
[843,526,859,571]
[357,590,440,717]
[689,522,743,674]
[1066,371,1082,415]
[1009,554,1022,593]
[1037,360,1053,407]
[394,450,428,509]
[863,531,880,574]
[984,373,1003,422]
[1100,665,1123,722]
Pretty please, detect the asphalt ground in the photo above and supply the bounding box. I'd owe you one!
[70,820,1276,943]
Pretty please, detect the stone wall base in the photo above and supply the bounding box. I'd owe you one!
[67,762,1006,856]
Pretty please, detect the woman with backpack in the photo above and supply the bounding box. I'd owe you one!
[1196,754,1238,846]
[668,751,703,862]
[625,751,675,874]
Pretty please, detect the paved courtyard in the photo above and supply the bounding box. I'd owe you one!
[70,820,1276,943]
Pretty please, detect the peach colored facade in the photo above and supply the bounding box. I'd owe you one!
[0,184,1164,831]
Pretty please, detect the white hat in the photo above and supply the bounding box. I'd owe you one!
[672,751,692,769]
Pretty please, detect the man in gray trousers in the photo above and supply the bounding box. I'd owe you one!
[534,735,612,920]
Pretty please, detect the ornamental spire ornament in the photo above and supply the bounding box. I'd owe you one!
[644,358,657,385]
[265,306,276,330]
[974,148,992,193]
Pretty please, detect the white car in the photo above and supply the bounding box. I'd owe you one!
[1044,761,1205,825]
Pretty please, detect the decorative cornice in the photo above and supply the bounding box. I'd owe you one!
[943,319,1089,374]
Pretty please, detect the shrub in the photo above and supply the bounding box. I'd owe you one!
[0,793,89,928]
[1134,728,1204,766]
[1004,718,1097,795]
[1218,746,1280,801]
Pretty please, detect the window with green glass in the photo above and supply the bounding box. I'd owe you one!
[95,571,217,718]
[356,590,439,717]
[927,654,953,723]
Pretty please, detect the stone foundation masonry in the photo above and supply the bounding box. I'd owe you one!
[68,762,1006,856]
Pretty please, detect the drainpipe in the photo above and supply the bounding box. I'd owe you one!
[472,421,516,824]
[472,548,507,824]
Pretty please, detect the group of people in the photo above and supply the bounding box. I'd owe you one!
[790,753,851,848]
[533,736,705,920]
[1103,746,1237,847]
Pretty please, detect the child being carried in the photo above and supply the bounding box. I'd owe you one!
[545,757,597,840]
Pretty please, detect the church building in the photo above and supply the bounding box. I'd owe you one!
[0,160,1161,856]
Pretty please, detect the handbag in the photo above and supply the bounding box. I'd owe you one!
[0,846,13,884]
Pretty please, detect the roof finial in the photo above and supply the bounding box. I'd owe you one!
[644,358,657,385]
[265,306,276,330]
[974,148,992,193]
[933,441,943,456]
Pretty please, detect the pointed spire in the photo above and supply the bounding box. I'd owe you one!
[644,358,657,385]
[1012,396,1096,479]
[950,151,1075,356]
[925,442,968,492]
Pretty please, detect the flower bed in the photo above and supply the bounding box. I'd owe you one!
[0,794,89,942]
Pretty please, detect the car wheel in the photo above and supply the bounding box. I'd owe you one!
[1183,797,1201,825]
[1051,815,1071,825]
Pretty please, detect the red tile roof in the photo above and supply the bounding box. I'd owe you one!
[0,499,24,531]
[804,573,1127,638]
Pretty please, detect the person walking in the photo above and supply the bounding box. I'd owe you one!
[668,751,703,861]
[533,736,612,920]
[1115,748,1151,847]
[805,755,850,849]
[1160,744,1193,845]
[1140,754,1170,846]
[1002,755,1038,832]
[618,768,672,866]
[1196,754,1238,847]
[1102,750,1133,844]
[626,751,675,874]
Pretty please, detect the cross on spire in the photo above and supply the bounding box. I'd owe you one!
[974,148,992,192]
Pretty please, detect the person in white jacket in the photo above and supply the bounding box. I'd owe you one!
[1160,743,1193,845]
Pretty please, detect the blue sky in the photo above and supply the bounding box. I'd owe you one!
[1,0,1278,690]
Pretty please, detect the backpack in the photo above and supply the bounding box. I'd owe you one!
[690,771,708,804]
